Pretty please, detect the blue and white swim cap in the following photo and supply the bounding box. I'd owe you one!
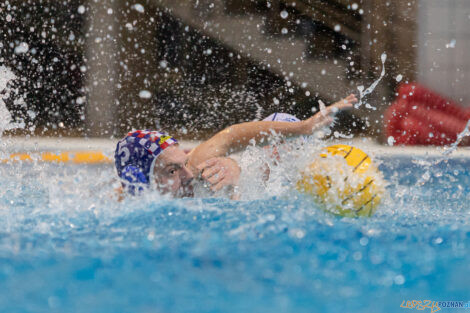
[115,130,177,195]
[263,112,300,122]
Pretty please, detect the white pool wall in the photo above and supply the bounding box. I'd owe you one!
[418,0,470,106]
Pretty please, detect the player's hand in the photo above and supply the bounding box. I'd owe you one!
[302,93,357,132]
[330,93,358,109]
[196,157,241,192]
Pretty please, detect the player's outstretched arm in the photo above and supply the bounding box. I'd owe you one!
[188,94,356,166]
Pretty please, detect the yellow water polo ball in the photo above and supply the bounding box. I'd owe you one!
[296,144,386,217]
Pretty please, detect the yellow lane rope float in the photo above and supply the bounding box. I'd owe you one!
[296,144,386,217]
[2,151,112,164]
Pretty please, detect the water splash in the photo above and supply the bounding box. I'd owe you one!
[318,99,327,116]
[253,101,264,121]
[237,136,387,209]
[442,119,470,156]
[355,53,387,110]
[0,156,469,313]
[0,66,17,134]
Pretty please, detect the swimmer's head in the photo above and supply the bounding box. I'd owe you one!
[115,130,194,197]
[152,144,194,198]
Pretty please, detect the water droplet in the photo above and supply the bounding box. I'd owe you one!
[139,90,152,99]
[353,251,362,260]
[27,110,36,119]
[334,25,341,32]
[381,53,387,63]
[280,10,288,19]
[132,4,145,13]
[445,39,456,48]
[394,275,405,285]
[48,296,60,308]
[387,136,395,146]
[396,74,403,82]
[14,42,29,54]
[76,97,85,105]
[77,5,86,14]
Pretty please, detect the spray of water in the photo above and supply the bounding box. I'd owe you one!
[442,119,470,155]
[0,66,17,134]
[355,53,387,110]
[236,134,388,212]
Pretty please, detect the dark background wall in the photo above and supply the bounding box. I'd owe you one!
[0,0,417,139]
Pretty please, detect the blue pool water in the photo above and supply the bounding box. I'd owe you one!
[0,154,469,313]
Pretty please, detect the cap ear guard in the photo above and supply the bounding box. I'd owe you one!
[120,165,148,196]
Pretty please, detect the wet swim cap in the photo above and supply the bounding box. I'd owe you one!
[263,112,306,143]
[263,112,300,122]
[115,130,177,194]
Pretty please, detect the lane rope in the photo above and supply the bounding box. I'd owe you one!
[2,151,112,164]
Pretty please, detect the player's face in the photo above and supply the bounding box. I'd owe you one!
[153,145,194,197]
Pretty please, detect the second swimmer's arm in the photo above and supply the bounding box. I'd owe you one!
[188,121,304,166]
[188,95,355,165]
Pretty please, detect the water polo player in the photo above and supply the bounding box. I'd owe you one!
[114,94,357,198]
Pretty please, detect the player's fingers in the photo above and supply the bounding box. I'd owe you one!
[207,171,225,185]
[334,101,353,110]
[196,158,218,173]
[201,164,222,180]
[346,94,358,102]
[211,178,227,192]
[318,115,335,127]
[337,95,353,104]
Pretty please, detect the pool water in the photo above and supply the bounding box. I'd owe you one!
[0,154,469,313]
